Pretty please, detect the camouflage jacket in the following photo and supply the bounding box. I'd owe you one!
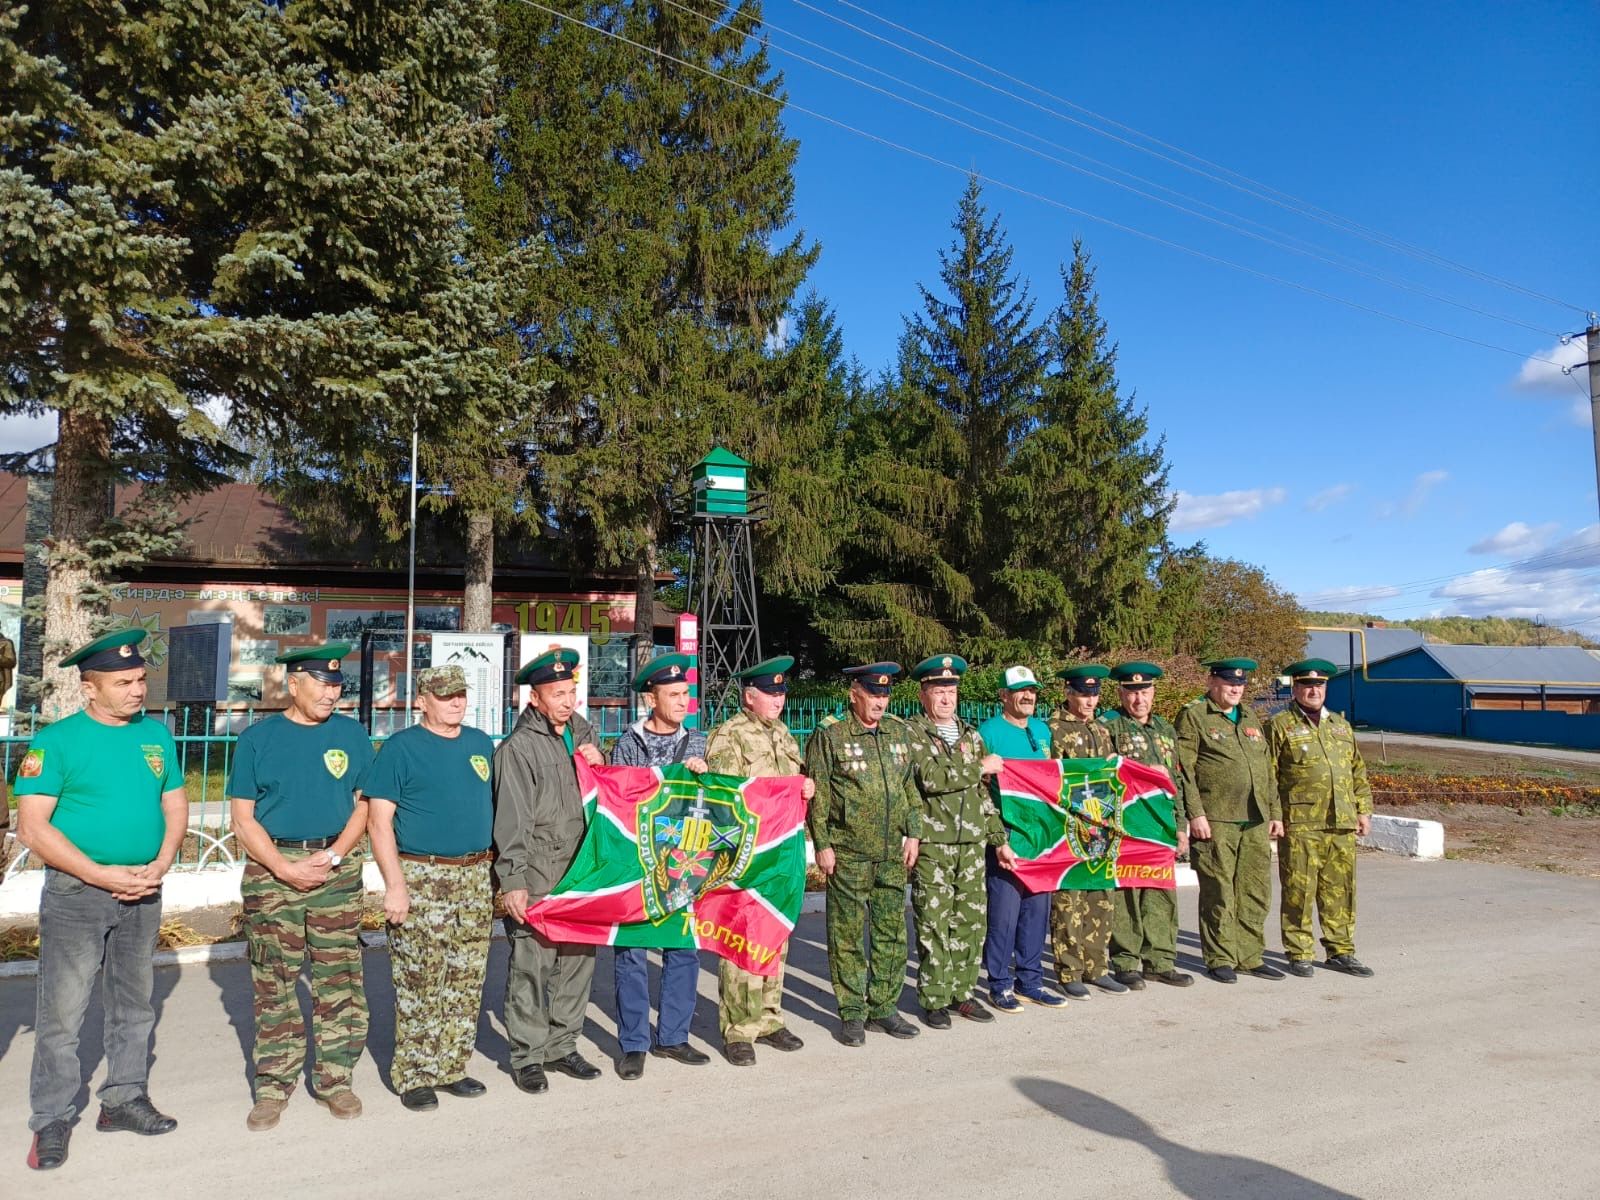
[804,711,921,858]
[1174,698,1279,824]
[1100,709,1192,820]
[703,711,804,778]
[1265,705,1371,831]
[901,713,1007,847]
[1047,713,1114,761]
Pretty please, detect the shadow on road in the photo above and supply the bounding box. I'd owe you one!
[1015,1077,1362,1200]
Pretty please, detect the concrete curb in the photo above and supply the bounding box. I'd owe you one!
[1360,813,1445,859]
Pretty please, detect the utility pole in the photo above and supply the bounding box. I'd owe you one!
[1588,320,1600,524]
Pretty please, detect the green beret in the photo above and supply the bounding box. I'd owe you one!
[911,654,967,685]
[632,653,692,692]
[61,628,149,673]
[516,647,580,687]
[1285,658,1337,682]
[277,642,353,683]
[735,655,794,694]
[1110,661,1163,686]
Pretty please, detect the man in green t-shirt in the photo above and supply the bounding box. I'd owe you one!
[14,629,187,1172]
[228,643,375,1131]
[366,665,497,1112]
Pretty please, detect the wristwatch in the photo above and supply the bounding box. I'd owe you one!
[327,853,343,868]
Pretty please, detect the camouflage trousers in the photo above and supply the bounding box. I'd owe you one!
[825,854,908,1022]
[910,841,987,1008]
[388,859,492,1092]
[719,947,791,1044]
[241,853,368,1102]
[1109,885,1179,974]
[1051,889,1115,984]
[1279,828,1357,960]
[1192,821,1272,970]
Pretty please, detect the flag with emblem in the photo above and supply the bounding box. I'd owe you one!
[995,756,1179,893]
[528,760,807,976]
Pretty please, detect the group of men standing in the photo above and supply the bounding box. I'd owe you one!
[14,626,1375,1173]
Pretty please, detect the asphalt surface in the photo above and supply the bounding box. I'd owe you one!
[2,853,1597,1199]
[1355,729,1600,766]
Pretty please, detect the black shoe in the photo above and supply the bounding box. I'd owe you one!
[838,1019,866,1047]
[96,1096,177,1136]
[952,998,994,1023]
[28,1121,70,1171]
[865,1013,919,1040]
[1208,966,1238,984]
[1088,974,1129,994]
[1244,963,1285,980]
[615,1051,646,1081]
[543,1052,601,1080]
[439,1076,486,1097]
[512,1064,548,1094]
[922,1005,952,1029]
[1287,959,1315,978]
[399,1087,438,1112]
[1143,968,1195,987]
[651,1042,710,1066]
[1112,970,1147,990]
[1325,954,1375,978]
[756,1028,804,1052]
[724,1041,757,1066]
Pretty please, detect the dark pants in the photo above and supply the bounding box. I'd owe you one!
[30,869,162,1131]
[982,851,1049,996]
[505,926,595,1067]
[613,947,699,1053]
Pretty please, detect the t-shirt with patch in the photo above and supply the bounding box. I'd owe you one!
[361,723,495,856]
[13,711,183,865]
[228,713,375,839]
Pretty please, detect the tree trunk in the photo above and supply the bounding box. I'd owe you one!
[463,509,495,631]
[633,532,656,672]
[42,410,113,720]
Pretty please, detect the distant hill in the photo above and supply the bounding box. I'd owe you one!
[1300,611,1599,650]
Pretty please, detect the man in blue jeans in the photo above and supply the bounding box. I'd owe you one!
[13,630,188,1171]
[975,666,1067,1014]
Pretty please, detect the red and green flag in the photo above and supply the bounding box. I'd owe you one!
[527,759,806,976]
[995,756,1179,893]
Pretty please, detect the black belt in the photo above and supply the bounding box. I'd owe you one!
[271,836,338,850]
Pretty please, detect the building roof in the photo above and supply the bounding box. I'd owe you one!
[1305,626,1426,669]
[1405,644,1600,686]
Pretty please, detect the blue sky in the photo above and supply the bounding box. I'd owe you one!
[6,1,1596,629]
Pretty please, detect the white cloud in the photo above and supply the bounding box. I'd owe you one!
[0,410,56,456]
[1431,524,1600,625]
[1512,337,1586,394]
[1468,520,1559,557]
[1376,469,1448,519]
[1170,486,1287,532]
[1305,482,1354,512]
[1298,583,1402,608]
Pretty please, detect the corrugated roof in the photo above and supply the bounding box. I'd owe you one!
[1412,643,1600,686]
[1305,627,1426,668]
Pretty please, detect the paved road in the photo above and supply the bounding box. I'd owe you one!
[1356,729,1600,766]
[2,854,1597,1199]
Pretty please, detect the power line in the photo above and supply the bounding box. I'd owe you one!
[509,0,1573,371]
[822,0,1588,317]
[661,0,1560,338]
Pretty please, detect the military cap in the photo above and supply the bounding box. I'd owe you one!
[998,665,1040,692]
[1110,661,1163,688]
[632,652,692,692]
[1058,663,1110,695]
[516,647,580,687]
[61,627,149,674]
[911,653,967,686]
[736,655,794,695]
[277,642,352,683]
[843,662,901,695]
[1207,657,1257,683]
[1285,658,1337,683]
[416,664,468,697]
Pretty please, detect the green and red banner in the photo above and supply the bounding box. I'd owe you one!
[527,759,807,975]
[995,756,1179,893]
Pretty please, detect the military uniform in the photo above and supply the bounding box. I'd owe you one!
[703,657,806,1053]
[1047,706,1118,988]
[1101,705,1186,977]
[229,644,375,1113]
[492,649,600,1081]
[805,669,922,1029]
[1267,660,1373,972]
[1175,663,1280,976]
[363,665,496,1104]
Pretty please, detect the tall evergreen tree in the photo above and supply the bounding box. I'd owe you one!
[1,1,512,712]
